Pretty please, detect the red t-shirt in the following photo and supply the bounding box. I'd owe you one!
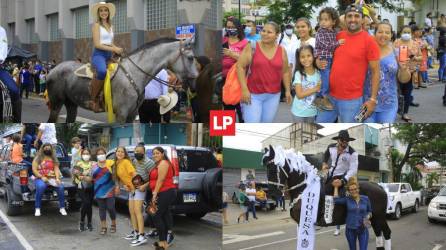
[247,43,283,94]
[149,160,175,193]
[329,31,380,99]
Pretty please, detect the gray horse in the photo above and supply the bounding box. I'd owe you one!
[46,38,199,123]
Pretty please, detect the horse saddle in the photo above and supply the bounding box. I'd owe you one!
[74,62,119,79]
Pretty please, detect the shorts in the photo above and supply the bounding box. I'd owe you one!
[240,205,248,213]
[128,189,146,201]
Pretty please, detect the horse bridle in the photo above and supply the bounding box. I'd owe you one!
[266,158,307,192]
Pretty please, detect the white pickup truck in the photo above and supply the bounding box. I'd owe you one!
[379,183,421,220]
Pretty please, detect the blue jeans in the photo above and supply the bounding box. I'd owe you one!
[23,134,36,156]
[421,71,428,82]
[318,57,332,97]
[241,92,280,122]
[345,228,369,250]
[364,104,398,123]
[428,56,433,68]
[92,48,112,80]
[35,178,65,209]
[438,53,446,81]
[245,200,257,219]
[316,96,363,123]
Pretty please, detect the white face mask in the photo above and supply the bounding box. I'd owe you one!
[97,154,106,162]
[82,155,91,161]
[401,33,412,41]
[285,29,294,36]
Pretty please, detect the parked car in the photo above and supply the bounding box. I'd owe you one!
[428,186,446,223]
[231,181,277,211]
[425,186,445,206]
[379,182,421,220]
[0,142,80,216]
[106,144,222,220]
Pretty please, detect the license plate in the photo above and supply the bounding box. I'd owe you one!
[183,193,197,203]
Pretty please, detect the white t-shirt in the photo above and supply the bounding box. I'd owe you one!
[245,188,256,201]
[39,123,57,145]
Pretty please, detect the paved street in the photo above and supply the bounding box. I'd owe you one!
[0,197,222,250]
[275,71,446,123]
[21,96,190,123]
[223,203,445,250]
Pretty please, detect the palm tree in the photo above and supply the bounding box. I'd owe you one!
[426,172,440,188]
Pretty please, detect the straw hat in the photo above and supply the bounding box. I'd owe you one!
[158,91,178,115]
[91,2,116,21]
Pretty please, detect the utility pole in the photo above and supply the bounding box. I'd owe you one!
[238,0,241,21]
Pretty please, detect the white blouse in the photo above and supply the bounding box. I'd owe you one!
[99,25,114,46]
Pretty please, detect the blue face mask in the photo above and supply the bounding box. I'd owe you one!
[245,27,252,34]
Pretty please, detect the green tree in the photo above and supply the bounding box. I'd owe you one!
[55,123,82,149]
[390,148,404,182]
[266,0,326,25]
[401,166,423,190]
[337,0,402,13]
[392,124,446,183]
[224,10,245,24]
[426,172,440,188]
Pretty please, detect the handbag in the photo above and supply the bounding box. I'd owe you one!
[146,200,158,215]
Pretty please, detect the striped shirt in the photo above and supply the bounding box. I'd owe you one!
[133,158,155,182]
[92,160,115,199]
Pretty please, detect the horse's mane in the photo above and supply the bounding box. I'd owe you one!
[127,37,180,56]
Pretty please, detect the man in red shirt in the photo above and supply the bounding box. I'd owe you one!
[316,4,380,122]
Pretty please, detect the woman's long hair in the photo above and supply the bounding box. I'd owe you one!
[293,45,318,81]
[112,146,131,182]
[226,16,245,40]
[153,146,170,163]
[96,6,112,28]
[34,143,59,166]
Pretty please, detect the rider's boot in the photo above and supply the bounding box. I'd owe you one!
[89,78,105,113]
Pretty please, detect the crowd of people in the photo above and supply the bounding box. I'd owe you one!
[222,3,446,123]
[5,123,177,250]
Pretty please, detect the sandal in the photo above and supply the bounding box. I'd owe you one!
[110,224,116,233]
[402,115,412,123]
[100,227,107,235]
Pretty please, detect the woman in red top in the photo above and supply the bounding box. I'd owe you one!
[32,143,67,217]
[222,16,248,122]
[149,147,176,250]
[237,21,292,122]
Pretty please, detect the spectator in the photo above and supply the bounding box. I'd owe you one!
[408,16,416,26]
[245,182,258,220]
[20,123,38,157]
[424,27,434,69]
[278,23,298,74]
[223,191,229,224]
[33,60,43,95]
[255,187,267,209]
[32,143,67,217]
[237,21,292,122]
[425,12,433,28]
[244,20,261,47]
[70,137,82,168]
[72,148,94,232]
[237,186,249,223]
[222,16,248,122]
[10,134,24,164]
[412,25,428,89]
[92,147,117,235]
[39,69,47,95]
[295,18,316,49]
[34,123,57,148]
[245,170,255,182]
[19,66,32,99]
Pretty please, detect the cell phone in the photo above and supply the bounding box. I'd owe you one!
[222,42,229,49]
[354,105,368,122]
[399,45,409,62]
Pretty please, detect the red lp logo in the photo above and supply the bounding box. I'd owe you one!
[210,110,236,136]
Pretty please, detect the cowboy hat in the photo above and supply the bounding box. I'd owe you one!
[91,2,116,21]
[332,130,356,141]
[158,91,178,115]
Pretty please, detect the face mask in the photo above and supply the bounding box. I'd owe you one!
[43,149,52,156]
[245,27,252,34]
[226,28,238,37]
[97,154,106,162]
[285,29,293,36]
[134,153,144,161]
[82,155,91,161]
[401,33,412,41]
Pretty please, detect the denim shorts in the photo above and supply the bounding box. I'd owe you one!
[128,189,146,201]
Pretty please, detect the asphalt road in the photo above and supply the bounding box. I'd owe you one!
[223,204,445,250]
[0,196,222,250]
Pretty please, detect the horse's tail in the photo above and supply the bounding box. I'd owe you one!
[45,76,54,109]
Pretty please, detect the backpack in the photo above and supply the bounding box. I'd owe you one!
[222,43,257,105]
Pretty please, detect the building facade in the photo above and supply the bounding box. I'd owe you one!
[261,123,322,151]
[0,0,221,63]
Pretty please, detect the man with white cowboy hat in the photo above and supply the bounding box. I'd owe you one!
[89,1,123,112]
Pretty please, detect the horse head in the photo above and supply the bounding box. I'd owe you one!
[168,39,199,84]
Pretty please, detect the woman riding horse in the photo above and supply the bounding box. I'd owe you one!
[90,1,123,112]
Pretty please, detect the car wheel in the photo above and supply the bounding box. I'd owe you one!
[393,203,401,220]
[6,186,22,216]
[412,200,419,213]
[428,217,437,223]
[186,212,207,220]
[202,168,223,209]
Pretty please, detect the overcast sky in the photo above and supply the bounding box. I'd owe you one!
[223,123,385,152]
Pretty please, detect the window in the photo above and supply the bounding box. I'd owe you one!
[110,0,128,33]
[26,19,38,44]
[48,14,61,41]
[7,23,14,44]
[118,138,130,146]
[203,0,220,29]
[146,0,177,31]
[74,7,91,39]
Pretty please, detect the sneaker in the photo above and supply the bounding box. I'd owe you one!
[35,208,41,217]
[79,222,85,232]
[59,208,67,216]
[130,234,148,247]
[146,230,158,238]
[87,223,93,232]
[167,232,174,246]
[333,229,340,236]
[125,231,137,240]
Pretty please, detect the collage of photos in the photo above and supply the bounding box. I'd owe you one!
[0,0,444,250]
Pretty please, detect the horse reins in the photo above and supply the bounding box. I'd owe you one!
[266,159,307,192]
